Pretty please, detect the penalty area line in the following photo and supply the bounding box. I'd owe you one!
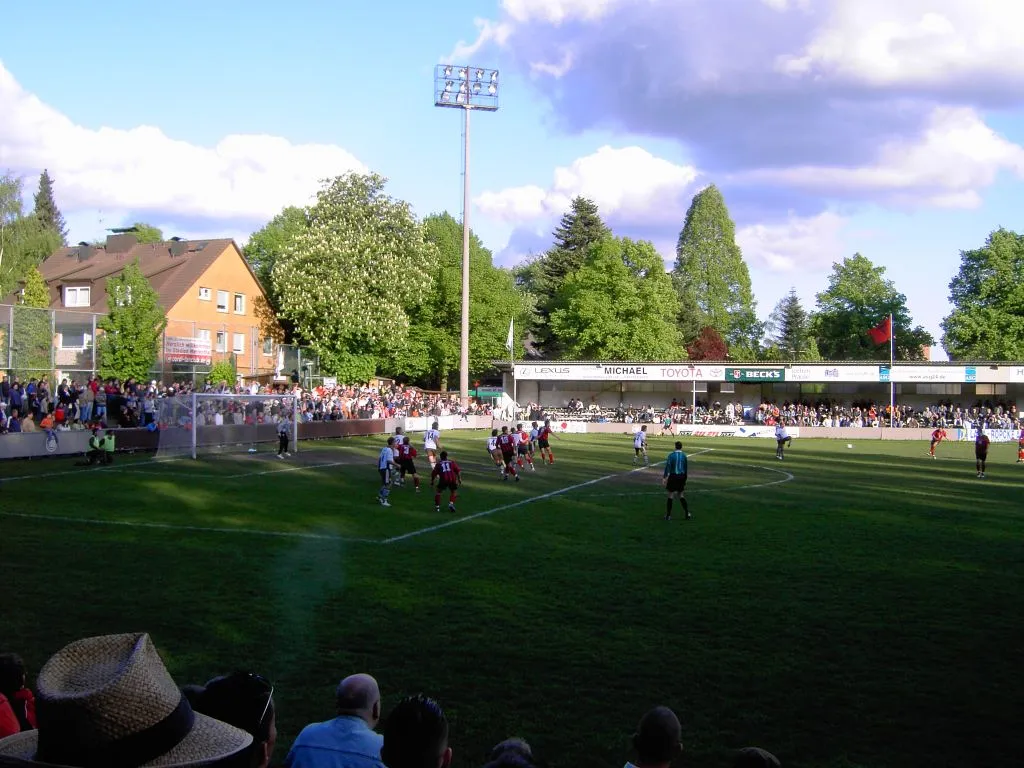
[380,448,715,545]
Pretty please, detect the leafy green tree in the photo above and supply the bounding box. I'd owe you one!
[523,196,611,355]
[271,173,437,383]
[673,185,759,348]
[244,206,308,294]
[10,267,54,380]
[33,169,68,244]
[812,253,933,360]
[208,358,237,386]
[1,174,62,297]
[550,236,682,360]
[97,261,168,380]
[686,326,728,360]
[128,223,164,244]
[387,212,531,388]
[941,229,1024,360]
[763,288,819,360]
[21,266,49,307]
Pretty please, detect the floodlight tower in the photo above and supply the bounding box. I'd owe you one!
[434,64,499,406]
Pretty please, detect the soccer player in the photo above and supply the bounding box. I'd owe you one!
[1017,427,1024,464]
[660,414,673,436]
[487,429,504,474]
[424,421,441,469]
[378,437,400,507]
[775,420,792,460]
[633,425,650,466]
[662,441,691,521]
[497,425,520,481]
[928,427,947,458]
[515,423,535,471]
[431,450,462,513]
[975,427,990,478]
[397,436,421,492]
[537,420,555,465]
[276,415,292,459]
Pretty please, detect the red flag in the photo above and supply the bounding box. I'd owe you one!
[867,316,891,344]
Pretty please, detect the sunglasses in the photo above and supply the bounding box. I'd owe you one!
[243,672,275,726]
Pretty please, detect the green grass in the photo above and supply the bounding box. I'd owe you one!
[2,432,1022,768]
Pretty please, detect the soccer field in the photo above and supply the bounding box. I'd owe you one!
[2,432,1022,768]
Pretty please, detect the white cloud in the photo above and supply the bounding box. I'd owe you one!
[476,145,699,225]
[734,107,1024,207]
[501,0,623,25]
[737,211,848,272]
[0,60,366,236]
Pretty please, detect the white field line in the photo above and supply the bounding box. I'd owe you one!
[0,511,377,543]
[381,448,715,545]
[568,463,795,498]
[0,458,184,483]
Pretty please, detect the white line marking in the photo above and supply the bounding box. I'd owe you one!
[0,458,184,483]
[380,449,715,545]
[0,511,376,543]
[570,462,794,497]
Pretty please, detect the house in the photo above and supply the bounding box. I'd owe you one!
[9,233,283,382]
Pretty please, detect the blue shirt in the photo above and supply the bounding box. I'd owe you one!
[285,715,384,768]
[664,450,687,477]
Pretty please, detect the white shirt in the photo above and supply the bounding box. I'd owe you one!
[486,436,498,451]
[529,428,539,441]
[775,424,789,440]
[634,431,647,448]
[424,428,440,449]
[378,446,395,470]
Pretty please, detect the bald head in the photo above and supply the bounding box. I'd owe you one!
[336,673,381,726]
[633,706,682,767]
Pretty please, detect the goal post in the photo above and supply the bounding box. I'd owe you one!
[154,392,299,460]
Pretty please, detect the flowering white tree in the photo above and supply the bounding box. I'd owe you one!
[272,173,438,381]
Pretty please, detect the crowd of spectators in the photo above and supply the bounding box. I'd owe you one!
[0,634,781,767]
[754,399,1021,429]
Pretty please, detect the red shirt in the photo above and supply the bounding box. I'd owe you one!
[976,434,990,452]
[932,429,946,441]
[397,443,416,460]
[519,430,529,443]
[431,459,461,485]
[497,433,515,452]
[539,426,552,440]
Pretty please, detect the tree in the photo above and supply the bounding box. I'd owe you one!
[244,206,308,293]
[21,266,49,307]
[33,170,68,244]
[812,254,933,360]
[97,261,168,380]
[550,236,682,360]
[1,174,62,297]
[941,229,1024,360]
[686,326,728,360]
[673,185,759,348]
[271,173,437,382]
[524,197,611,355]
[10,266,54,380]
[128,223,164,244]
[208,358,237,387]
[386,212,531,389]
[763,289,819,360]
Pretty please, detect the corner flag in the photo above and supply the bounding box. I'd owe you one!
[505,318,515,352]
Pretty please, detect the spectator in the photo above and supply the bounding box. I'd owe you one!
[186,672,277,768]
[483,738,534,768]
[626,706,683,768]
[379,694,451,768]
[0,654,36,738]
[733,747,780,767]
[0,632,252,767]
[285,673,384,768]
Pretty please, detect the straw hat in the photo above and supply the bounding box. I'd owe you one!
[0,633,252,767]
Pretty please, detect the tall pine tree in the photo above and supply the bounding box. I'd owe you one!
[33,170,68,245]
[763,288,819,360]
[672,185,759,353]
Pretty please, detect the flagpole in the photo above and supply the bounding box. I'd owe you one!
[889,312,895,429]
[510,318,517,421]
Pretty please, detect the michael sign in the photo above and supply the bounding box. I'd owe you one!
[604,366,648,375]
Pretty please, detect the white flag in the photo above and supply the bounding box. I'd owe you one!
[505,318,515,352]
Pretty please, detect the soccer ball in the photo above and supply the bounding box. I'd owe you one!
[847,444,853,449]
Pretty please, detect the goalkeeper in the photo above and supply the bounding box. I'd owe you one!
[277,414,292,458]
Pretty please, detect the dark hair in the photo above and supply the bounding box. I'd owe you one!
[188,672,275,745]
[0,653,26,697]
[381,694,449,768]
[485,738,534,768]
[439,451,448,460]
[633,706,681,765]
[675,441,683,449]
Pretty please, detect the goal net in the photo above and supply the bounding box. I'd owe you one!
[154,393,300,460]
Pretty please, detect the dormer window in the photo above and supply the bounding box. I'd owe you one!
[64,286,90,307]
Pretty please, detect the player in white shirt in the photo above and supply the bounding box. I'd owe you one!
[424,421,441,469]
[529,422,540,453]
[633,424,650,466]
[378,436,400,507]
[486,429,504,475]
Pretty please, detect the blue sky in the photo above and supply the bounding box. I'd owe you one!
[3,0,1024,357]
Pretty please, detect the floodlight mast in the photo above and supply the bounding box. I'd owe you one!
[434,64,499,407]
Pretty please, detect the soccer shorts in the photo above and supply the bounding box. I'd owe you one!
[400,459,416,474]
[976,453,988,461]
[517,445,529,456]
[537,439,550,450]
[666,474,687,493]
[634,446,645,455]
[501,451,515,465]
[490,448,504,462]
[436,479,457,492]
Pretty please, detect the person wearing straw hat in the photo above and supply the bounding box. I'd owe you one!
[0,632,252,768]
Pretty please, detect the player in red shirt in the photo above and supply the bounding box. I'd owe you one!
[537,420,555,465]
[515,423,535,471]
[1017,428,1024,463]
[396,436,421,491]
[975,428,991,478]
[928,427,947,458]
[430,451,462,513]
[497,426,520,482]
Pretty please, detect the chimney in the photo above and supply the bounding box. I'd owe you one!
[77,245,98,262]
[169,240,189,257]
[105,233,138,253]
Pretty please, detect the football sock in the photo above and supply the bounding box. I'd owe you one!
[450,492,458,504]
[414,476,420,489]
[681,497,690,516]
[666,498,673,515]
[434,493,441,506]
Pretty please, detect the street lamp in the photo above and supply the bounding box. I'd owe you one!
[434,63,499,406]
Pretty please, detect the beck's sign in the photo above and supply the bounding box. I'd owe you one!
[724,367,785,382]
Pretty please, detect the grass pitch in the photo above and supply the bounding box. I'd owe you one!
[1,432,1022,768]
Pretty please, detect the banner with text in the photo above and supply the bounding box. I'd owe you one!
[672,424,801,438]
[787,365,880,382]
[514,364,726,381]
[957,428,1022,443]
[164,336,212,364]
[724,368,785,382]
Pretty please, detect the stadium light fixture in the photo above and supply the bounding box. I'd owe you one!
[434,63,500,406]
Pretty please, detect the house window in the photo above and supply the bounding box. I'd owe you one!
[976,384,1007,396]
[261,338,274,356]
[216,290,229,312]
[60,331,87,349]
[233,293,245,314]
[196,329,211,343]
[215,331,227,352]
[64,286,91,307]
[232,333,245,354]
[199,287,211,301]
